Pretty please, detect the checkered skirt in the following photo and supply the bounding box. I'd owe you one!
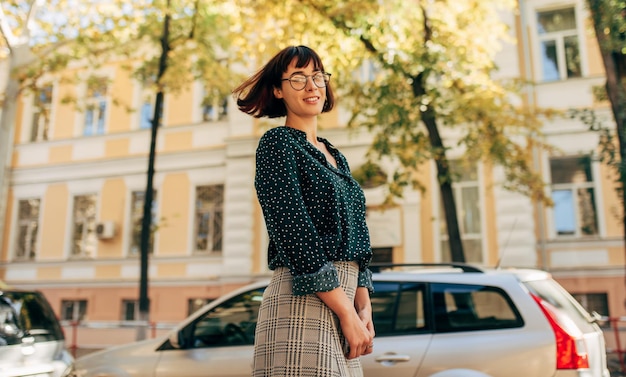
[252,261,363,377]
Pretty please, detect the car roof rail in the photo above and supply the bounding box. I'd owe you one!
[369,262,485,273]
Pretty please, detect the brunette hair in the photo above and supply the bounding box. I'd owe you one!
[233,45,335,118]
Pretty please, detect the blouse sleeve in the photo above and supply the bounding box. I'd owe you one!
[255,130,340,296]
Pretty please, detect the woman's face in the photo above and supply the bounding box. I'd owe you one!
[273,59,327,120]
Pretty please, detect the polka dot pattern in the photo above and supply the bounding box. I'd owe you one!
[255,126,373,296]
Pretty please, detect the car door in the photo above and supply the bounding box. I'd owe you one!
[155,287,265,377]
[361,281,431,377]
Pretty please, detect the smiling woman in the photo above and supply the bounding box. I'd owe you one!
[232,45,375,377]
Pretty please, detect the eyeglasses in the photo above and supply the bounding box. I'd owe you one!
[281,72,331,91]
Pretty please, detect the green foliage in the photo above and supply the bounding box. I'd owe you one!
[2,0,556,206]
[587,0,626,54]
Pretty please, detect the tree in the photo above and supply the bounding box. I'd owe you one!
[0,0,237,340]
[1,0,555,324]
[229,0,555,262]
[585,0,626,299]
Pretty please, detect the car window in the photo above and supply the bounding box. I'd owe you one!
[371,282,427,336]
[432,283,523,333]
[190,288,264,348]
[0,291,64,346]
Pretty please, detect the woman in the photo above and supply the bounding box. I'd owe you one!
[233,45,375,377]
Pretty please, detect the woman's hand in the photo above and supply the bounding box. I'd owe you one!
[339,312,373,359]
[355,287,375,356]
[316,287,374,359]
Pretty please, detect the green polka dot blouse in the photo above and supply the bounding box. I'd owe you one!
[255,126,373,296]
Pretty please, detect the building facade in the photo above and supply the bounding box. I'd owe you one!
[0,0,623,332]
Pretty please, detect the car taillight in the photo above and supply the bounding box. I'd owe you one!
[530,293,589,370]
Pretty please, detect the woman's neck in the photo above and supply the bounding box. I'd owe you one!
[285,116,318,143]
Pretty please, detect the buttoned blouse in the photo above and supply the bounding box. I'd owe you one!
[255,126,373,296]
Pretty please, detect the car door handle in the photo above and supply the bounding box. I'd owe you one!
[375,353,411,364]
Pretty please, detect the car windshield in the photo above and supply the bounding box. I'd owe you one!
[0,291,64,346]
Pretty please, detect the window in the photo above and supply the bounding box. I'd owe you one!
[139,101,153,129]
[137,78,162,129]
[440,161,483,263]
[71,194,97,257]
[30,85,52,142]
[572,292,609,318]
[537,7,582,81]
[14,199,40,261]
[371,247,393,264]
[189,288,264,347]
[121,299,139,321]
[130,190,157,256]
[201,87,227,122]
[550,156,598,237]
[194,185,224,253]
[60,300,87,322]
[83,77,108,136]
[370,282,427,336]
[188,298,214,316]
[432,283,524,333]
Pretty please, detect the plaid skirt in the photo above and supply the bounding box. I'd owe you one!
[253,261,363,377]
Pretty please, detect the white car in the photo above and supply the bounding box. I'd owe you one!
[63,263,610,377]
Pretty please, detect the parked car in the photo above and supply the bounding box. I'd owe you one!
[62,263,610,377]
[0,286,74,377]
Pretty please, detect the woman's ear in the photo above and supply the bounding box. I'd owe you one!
[273,86,283,99]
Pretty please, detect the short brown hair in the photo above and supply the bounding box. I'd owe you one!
[233,45,335,118]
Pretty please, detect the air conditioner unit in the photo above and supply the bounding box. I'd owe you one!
[96,221,116,239]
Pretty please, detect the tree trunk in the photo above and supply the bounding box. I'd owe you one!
[412,75,466,263]
[586,0,626,306]
[137,0,171,341]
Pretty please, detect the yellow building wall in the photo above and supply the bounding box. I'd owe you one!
[49,145,73,164]
[99,179,126,258]
[417,162,435,262]
[108,65,135,134]
[53,73,77,140]
[164,131,193,153]
[105,138,131,159]
[158,173,190,256]
[166,86,193,126]
[584,18,604,77]
[599,163,622,237]
[482,163,499,266]
[95,265,122,279]
[40,184,69,260]
[38,266,62,280]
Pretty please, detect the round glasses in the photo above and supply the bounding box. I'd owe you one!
[281,72,331,91]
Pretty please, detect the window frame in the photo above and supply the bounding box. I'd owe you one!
[121,299,140,321]
[60,299,88,322]
[436,160,485,263]
[30,85,54,142]
[548,155,602,238]
[82,76,109,136]
[532,4,587,82]
[70,193,98,258]
[193,185,224,254]
[128,190,158,257]
[13,198,41,261]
